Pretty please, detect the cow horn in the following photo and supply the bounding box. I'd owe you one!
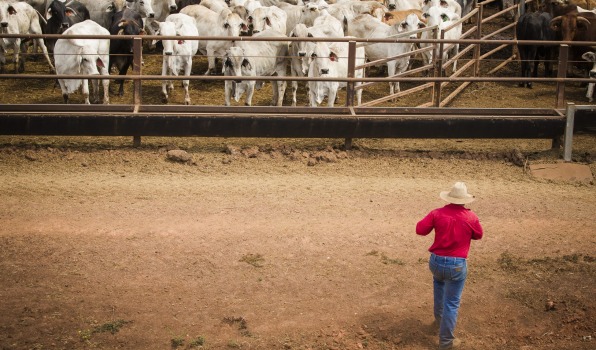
[549,16,562,31]
[578,16,591,28]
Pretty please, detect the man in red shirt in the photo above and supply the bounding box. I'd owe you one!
[416,182,484,349]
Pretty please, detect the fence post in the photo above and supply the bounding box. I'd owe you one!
[132,37,143,146]
[474,3,484,76]
[346,40,357,108]
[555,44,569,110]
[563,102,576,162]
[345,40,357,150]
[433,32,445,107]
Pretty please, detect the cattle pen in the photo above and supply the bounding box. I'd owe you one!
[0,0,594,159]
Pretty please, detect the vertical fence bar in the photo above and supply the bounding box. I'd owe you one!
[474,3,484,76]
[133,37,143,107]
[132,37,143,146]
[563,102,576,162]
[345,41,357,150]
[433,32,445,107]
[346,40,357,107]
[556,44,569,110]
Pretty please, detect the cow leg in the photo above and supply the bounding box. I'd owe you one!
[82,79,91,104]
[245,82,255,106]
[12,40,21,73]
[118,61,132,97]
[99,66,110,105]
[278,80,287,107]
[308,82,317,107]
[161,58,169,103]
[183,59,192,105]
[91,79,100,104]
[205,46,216,75]
[224,81,232,106]
[587,83,594,103]
[387,62,398,99]
[327,86,337,108]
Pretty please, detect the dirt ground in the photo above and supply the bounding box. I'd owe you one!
[0,134,594,350]
[0,4,595,350]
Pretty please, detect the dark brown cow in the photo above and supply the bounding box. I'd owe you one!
[550,9,596,72]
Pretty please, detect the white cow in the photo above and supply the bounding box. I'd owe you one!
[181,5,248,75]
[288,20,343,106]
[54,20,110,104]
[347,13,424,95]
[307,39,366,107]
[222,28,289,106]
[581,51,596,102]
[127,0,155,18]
[420,5,462,72]
[248,5,287,34]
[298,2,321,26]
[0,0,55,73]
[421,0,461,17]
[156,13,199,104]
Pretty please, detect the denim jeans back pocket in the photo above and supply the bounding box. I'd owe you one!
[429,261,445,281]
[449,263,467,281]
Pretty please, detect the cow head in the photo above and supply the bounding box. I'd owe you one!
[299,3,320,27]
[221,9,247,37]
[0,3,17,31]
[550,13,591,42]
[399,13,425,39]
[223,46,252,81]
[310,42,337,76]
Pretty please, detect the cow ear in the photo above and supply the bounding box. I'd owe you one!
[440,0,448,7]
[241,58,251,70]
[106,4,114,13]
[329,51,338,62]
[582,52,596,62]
[96,57,105,69]
[178,39,185,45]
[65,9,76,17]
[8,6,16,15]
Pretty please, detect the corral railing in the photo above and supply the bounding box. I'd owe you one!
[0,1,595,157]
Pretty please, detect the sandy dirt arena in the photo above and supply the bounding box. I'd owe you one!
[0,135,594,350]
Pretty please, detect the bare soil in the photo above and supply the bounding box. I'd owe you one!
[0,135,594,350]
[1,5,595,350]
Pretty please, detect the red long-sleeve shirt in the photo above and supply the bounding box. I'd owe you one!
[416,204,484,258]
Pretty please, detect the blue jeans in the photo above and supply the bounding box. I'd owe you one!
[429,253,468,349]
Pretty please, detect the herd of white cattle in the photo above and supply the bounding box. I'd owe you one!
[0,0,593,105]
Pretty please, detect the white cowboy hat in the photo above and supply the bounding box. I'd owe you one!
[440,182,476,204]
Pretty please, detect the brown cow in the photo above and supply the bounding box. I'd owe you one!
[383,9,425,25]
[550,10,596,73]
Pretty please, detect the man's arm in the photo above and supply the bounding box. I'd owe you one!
[416,211,435,236]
